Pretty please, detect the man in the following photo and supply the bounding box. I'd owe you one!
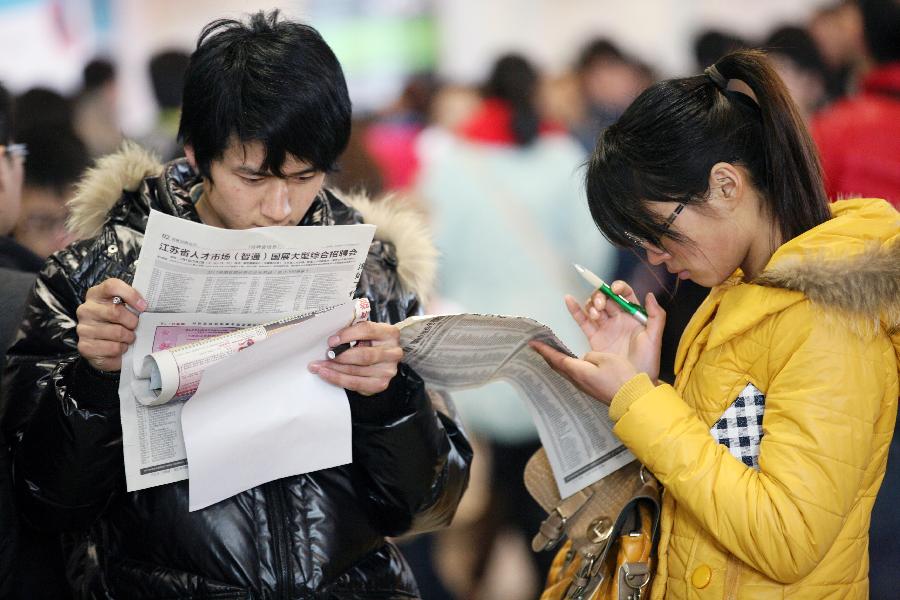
[0,84,42,274]
[812,0,900,209]
[1,12,471,599]
[12,129,87,259]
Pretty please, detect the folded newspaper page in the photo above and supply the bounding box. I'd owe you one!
[120,210,375,491]
[398,313,635,499]
[182,300,361,511]
[133,298,370,406]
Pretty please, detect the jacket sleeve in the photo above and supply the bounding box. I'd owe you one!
[610,305,889,583]
[1,257,125,532]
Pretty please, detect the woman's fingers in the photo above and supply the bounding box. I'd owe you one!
[644,292,666,341]
[565,294,599,337]
[609,280,639,303]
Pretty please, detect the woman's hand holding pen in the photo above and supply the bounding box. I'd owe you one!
[531,280,666,405]
[308,321,403,396]
[76,278,147,372]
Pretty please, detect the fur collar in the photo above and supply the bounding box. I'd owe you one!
[755,239,900,334]
[67,142,436,300]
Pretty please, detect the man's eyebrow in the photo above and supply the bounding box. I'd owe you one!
[233,165,317,177]
[234,165,267,176]
[283,167,317,178]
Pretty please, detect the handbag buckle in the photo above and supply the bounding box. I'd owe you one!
[619,562,651,600]
[565,552,601,600]
[535,508,567,551]
[587,516,613,544]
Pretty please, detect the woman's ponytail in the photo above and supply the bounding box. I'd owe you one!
[714,50,830,242]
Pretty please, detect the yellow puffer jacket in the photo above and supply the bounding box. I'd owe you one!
[609,198,900,599]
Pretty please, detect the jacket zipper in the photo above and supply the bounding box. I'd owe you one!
[264,481,292,600]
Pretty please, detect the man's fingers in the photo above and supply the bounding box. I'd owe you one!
[328,321,399,347]
[76,322,137,345]
[311,365,393,396]
[77,300,140,330]
[86,278,147,312]
[328,345,403,367]
[312,360,398,379]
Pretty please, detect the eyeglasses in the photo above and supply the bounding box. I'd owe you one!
[4,143,27,163]
[623,202,686,254]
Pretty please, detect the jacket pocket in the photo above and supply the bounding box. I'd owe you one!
[108,558,250,600]
[710,382,765,469]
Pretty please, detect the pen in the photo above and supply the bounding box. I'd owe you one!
[326,341,357,359]
[573,263,648,326]
[112,295,141,316]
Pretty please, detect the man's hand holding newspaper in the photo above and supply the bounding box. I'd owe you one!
[309,320,404,396]
[76,278,147,373]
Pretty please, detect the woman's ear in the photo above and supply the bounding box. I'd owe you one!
[708,162,744,212]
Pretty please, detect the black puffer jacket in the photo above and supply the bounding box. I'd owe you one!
[0,145,472,599]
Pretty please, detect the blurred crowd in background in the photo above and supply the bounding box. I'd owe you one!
[1,0,898,599]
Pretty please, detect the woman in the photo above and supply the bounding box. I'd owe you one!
[532,50,899,598]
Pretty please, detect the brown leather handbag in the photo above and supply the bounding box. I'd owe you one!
[524,449,661,600]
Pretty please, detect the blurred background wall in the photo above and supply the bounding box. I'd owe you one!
[0,0,832,137]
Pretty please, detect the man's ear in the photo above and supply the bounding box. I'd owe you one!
[708,162,743,211]
[184,145,198,171]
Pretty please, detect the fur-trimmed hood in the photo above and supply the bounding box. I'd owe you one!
[755,198,900,335]
[67,142,437,301]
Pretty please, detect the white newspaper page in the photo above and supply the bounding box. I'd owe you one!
[182,301,357,511]
[398,314,635,499]
[121,210,374,491]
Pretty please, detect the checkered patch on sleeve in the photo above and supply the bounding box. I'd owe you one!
[710,383,765,470]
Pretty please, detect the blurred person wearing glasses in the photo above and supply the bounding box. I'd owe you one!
[12,129,88,260]
[0,89,38,274]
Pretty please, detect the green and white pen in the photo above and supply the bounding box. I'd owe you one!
[573,263,648,326]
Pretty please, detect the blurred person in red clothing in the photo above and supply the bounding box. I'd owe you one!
[812,4,900,597]
[812,0,900,209]
[363,72,438,191]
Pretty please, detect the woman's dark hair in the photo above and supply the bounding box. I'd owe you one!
[178,10,351,180]
[483,54,540,146]
[586,49,830,250]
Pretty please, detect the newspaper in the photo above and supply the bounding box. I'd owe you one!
[133,298,371,406]
[398,313,635,499]
[120,210,375,491]
[182,300,362,511]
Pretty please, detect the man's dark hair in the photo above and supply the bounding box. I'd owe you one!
[693,30,748,70]
[149,50,190,110]
[859,0,900,63]
[0,82,11,144]
[19,128,90,195]
[13,88,74,136]
[763,26,827,76]
[178,10,352,180]
[576,38,624,72]
[83,58,116,92]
